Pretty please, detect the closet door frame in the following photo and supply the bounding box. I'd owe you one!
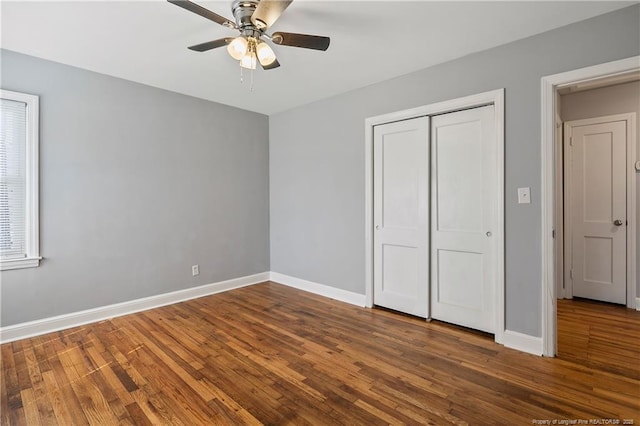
[364,89,505,345]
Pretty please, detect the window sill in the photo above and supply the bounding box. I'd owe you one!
[0,257,41,271]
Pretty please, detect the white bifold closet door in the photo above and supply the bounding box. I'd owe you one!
[373,117,430,318]
[430,105,496,333]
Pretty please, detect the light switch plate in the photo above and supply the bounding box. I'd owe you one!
[518,187,531,204]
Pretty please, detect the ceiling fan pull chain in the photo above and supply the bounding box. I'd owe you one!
[250,67,254,92]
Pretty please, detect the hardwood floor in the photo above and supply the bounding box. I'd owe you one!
[557,297,640,380]
[2,282,639,425]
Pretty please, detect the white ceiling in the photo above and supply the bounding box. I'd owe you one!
[1,1,634,115]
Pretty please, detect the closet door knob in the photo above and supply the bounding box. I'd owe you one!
[613,219,623,226]
[486,231,492,237]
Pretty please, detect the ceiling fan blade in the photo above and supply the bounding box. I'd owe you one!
[271,32,330,51]
[167,0,237,29]
[188,38,234,52]
[260,58,281,70]
[251,0,292,29]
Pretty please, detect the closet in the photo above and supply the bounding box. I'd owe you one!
[373,104,498,333]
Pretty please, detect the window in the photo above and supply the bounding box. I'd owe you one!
[0,89,39,271]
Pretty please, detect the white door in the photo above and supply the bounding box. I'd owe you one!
[373,117,430,317]
[565,118,627,304]
[430,106,496,333]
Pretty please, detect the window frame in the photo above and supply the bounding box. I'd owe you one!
[0,89,40,271]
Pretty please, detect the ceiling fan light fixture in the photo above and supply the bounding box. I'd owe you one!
[240,51,257,69]
[227,36,248,60]
[256,41,276,66]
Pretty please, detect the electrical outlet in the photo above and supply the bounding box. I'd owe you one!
[192,265,199,276]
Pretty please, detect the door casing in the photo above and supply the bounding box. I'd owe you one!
[364,89,505,345]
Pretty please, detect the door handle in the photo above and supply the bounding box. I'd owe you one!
[375,225,381,231]
[486,231,492,237]
[613,219,623,226]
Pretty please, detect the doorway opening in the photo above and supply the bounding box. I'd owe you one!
[541,56,640,357]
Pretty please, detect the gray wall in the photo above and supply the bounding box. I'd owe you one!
[561,81,640,296]
[269,5,640,337]
[1,49,270,326]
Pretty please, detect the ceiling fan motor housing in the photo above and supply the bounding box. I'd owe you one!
[231,0,261,32]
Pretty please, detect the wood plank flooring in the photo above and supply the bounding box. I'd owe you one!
[557,297,640,380]
[2,282,639,425]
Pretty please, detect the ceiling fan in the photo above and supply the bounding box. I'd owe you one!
[168,0,330,70]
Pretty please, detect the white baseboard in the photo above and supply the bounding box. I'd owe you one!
[636,297,640,311]
[0,272,270,344]
[502,330,543,356]
[270,272,366,307]
[2,270,544,358]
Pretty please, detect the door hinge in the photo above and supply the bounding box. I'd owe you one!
[552,229,555,239]
[569,137,573,146]
[570,269,573,280]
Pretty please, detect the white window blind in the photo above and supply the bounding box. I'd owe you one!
[0,89,39,271]
[0,98,27,260]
